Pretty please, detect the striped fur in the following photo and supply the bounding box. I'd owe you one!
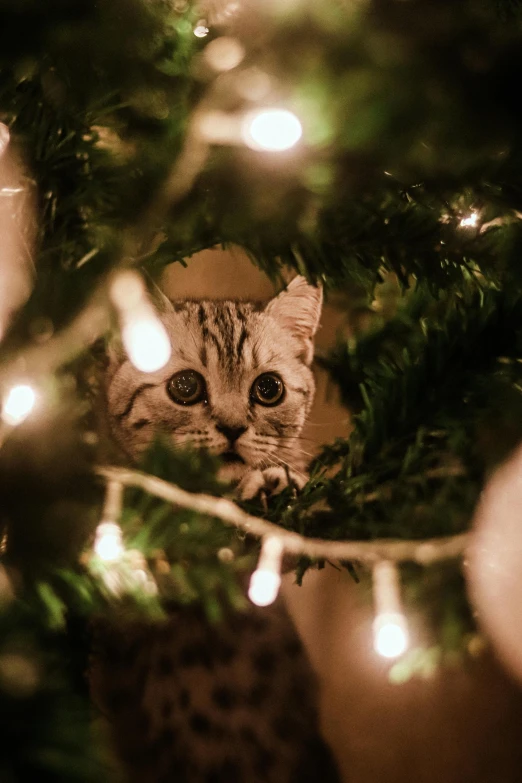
[106,276,322,485]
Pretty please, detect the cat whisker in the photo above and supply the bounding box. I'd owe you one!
[303,421,350,427]
[253,434,316,460]
[264,454,308,483]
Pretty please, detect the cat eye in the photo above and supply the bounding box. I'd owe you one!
[167,370,206,405]
[250,373,285,406]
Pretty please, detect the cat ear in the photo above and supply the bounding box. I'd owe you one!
[147,280,174,315]
[265,276,322,362]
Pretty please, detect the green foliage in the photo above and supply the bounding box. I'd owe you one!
[0,0,200,340]
[0,603,107,782]
[4,0,522,769]
[122,440,253,620]
[291,282,522,543]
[5,0,522,313]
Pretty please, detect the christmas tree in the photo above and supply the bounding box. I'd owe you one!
[3,0,522,780]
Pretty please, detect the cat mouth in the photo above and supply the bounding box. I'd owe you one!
[220,451,246,464]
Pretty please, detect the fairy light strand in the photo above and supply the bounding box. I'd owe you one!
[109,270,172,373]
[248,536,284,606]
[372,560,409,659]
[1,384,36,426]
[90,478,158,597]
[0,383,37,449]
[459,211,479,228]
[241,109,303,152]
[94,480,125,561]
[96,466,469,565]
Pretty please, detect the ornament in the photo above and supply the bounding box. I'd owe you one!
[0,143,36,342]
[468,443,522,682]
[0,122,10,157]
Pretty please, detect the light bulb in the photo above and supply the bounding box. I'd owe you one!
[194,20,209,37]
[372,560,409,660]
[110,271,172,373]
[1,384,36,426]
[373,612,409,659]
[94,522,124,562]
[248,569,281,607]
[248,536,284,607]
[242,109,302,152]
[122,314,171,373]
[459,211,479,228]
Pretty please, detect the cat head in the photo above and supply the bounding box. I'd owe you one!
[106,276,322,481]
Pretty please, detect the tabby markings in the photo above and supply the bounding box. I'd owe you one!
[115,383,155,422]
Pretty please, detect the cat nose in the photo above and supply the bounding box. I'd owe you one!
[216,423,247,444]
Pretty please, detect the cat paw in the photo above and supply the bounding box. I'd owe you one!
[237,466,307,502]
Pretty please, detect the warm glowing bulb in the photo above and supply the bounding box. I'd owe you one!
[373,612,409,659]
[248,536,284,606]
[460,211,479,228]
[194,20,209,37]
[1,384,36,426]
[242,109,302,152]
[248,569,281,607]
[122,315,171,373]
[94,522,124,562]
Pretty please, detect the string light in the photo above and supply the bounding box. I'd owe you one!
[372,560,409,659]
[94,480,124,561]
[98,465,469,565]
[459,211,479,228]
[242,109,303,152]
[1,384,36,426]
[248,536,284,606]
[91,480,158,597]
[94,522,124,561]
[110,270,171,373]
[95,465,469,648]
[121,316,172,373]
[193,19,209,38]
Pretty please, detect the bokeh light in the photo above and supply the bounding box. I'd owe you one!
[1,384,36,426]
[373,612,409,659]
[94,522,124,562]
[122,315,172,373]
[242,109,303,152]
[248,568,281,606]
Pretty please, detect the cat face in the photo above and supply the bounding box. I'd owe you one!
[106,276,322,481]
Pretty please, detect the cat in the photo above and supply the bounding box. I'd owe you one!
[92,275,341,783]
[106,275,322,500]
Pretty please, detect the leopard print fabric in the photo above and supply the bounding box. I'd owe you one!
[92,598,340,783]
